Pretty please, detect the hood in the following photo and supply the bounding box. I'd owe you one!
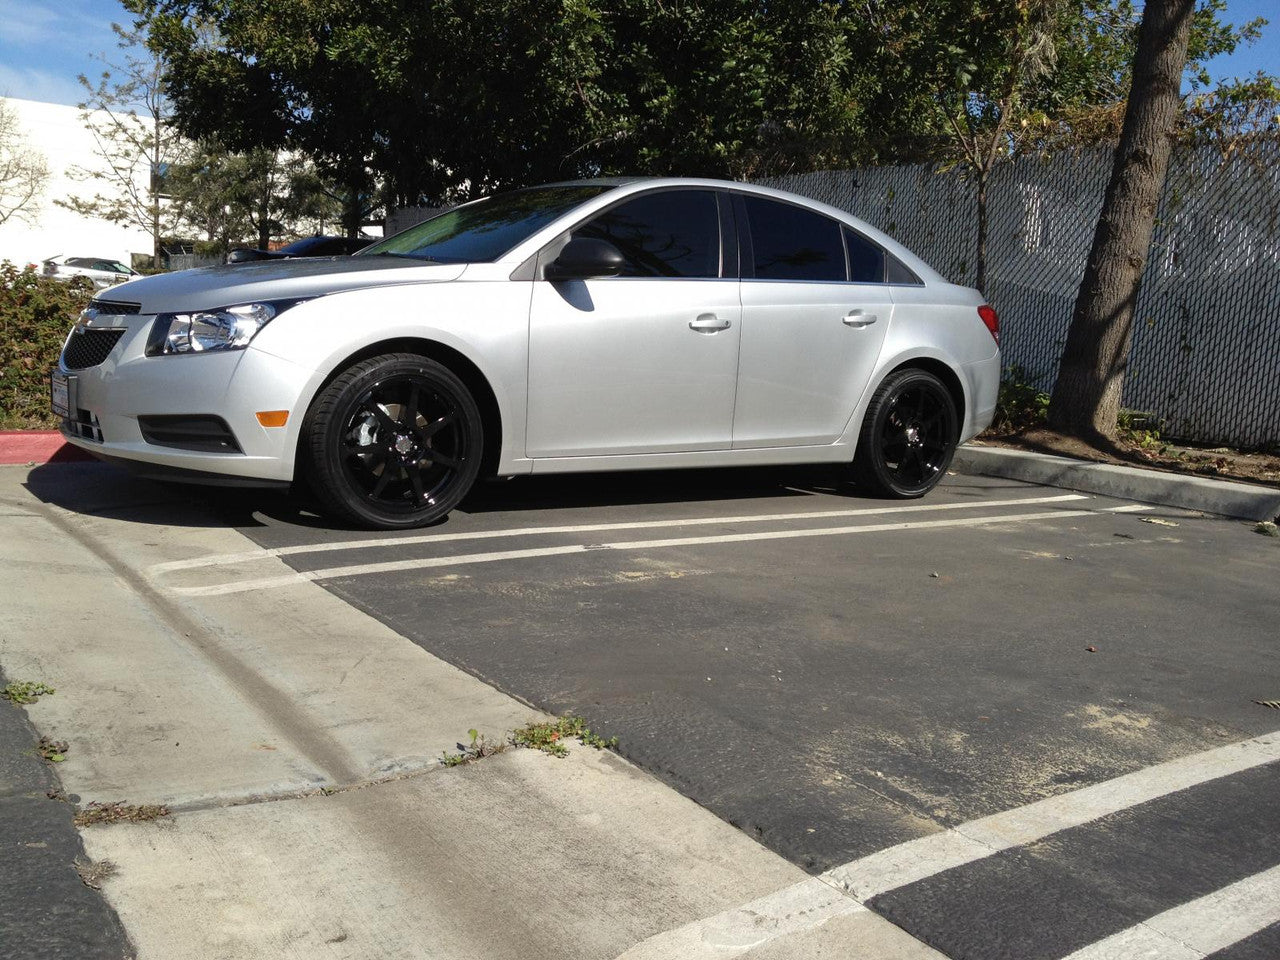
[94,256,468,314]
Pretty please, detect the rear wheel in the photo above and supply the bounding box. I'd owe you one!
[304,353,483,528]
[849,368,958,498]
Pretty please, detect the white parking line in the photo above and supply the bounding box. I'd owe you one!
[170,504,1118,597]
[1061,863,1280,960]
[147,494,1089,576]
[614,730,1280,960]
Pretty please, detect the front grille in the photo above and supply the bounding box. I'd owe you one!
[138,415,242,453]
[63,329,125,370]
[90,299,141,315]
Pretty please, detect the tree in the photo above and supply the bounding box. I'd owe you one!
[843,1,1148,293]
[0,100,49,229]
[583,0,858,180]
[57,22,186,268]
[1047,0,1197,438]
[131,0,863,208]
[166,144,341,253]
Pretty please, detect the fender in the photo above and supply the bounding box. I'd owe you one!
[247,278,532,477]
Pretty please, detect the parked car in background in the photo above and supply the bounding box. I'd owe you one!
[40,256,137,289]
[225,235,374,264]
[52,177,1000,529]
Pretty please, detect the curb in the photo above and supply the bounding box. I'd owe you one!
[953,445,1280,523]
[0,431,94,466]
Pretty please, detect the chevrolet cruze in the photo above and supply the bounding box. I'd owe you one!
[53,178,1000,528]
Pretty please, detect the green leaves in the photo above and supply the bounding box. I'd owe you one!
[128,0,1275,202]
[0,268,92,430]
[1,680,57,704]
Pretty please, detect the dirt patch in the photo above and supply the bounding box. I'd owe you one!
[74,801,171,828]
[74,857,119,889]
[977,426,1280,488]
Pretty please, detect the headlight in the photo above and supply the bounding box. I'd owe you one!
[145,300,304,356]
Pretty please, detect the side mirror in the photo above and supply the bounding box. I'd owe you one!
[545,237,626,281]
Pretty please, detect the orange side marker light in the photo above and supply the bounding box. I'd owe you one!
[256,410,289,427]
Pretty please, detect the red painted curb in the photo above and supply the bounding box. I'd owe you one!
[0,431,95,465]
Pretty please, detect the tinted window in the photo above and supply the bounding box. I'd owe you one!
[362,185,611,263]
[574,190,720,278]
[743,197,845,282]
[887,253,923,285]
[844,228,886,283]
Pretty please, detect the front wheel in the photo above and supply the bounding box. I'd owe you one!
[303,353,483,528]
[849,368,958,498]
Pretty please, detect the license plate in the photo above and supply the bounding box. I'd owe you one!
[51,372,70,418]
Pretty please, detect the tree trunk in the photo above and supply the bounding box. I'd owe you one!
[151,114,163,271]
[342,169,364,238]
[1047,0,1195,438]
[974,168,990,295]
[152,200,162,271]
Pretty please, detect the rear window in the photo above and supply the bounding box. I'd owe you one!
[844,228,886,284]
[362,185,612,263]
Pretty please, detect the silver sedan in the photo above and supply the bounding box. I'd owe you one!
[54,178,1000,528]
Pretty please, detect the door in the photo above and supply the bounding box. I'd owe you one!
[526,189,740,458]
[732,195,894,448]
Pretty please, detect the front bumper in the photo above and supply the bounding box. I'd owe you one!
[57,313,314,483]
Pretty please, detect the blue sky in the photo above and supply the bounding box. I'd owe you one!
[1,0,1277,108]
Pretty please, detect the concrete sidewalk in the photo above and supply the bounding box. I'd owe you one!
[0,462,941,960]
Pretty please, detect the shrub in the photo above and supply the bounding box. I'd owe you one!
[0,262,93,429]
[991,365,1050,432]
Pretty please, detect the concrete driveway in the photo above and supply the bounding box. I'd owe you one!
[4,460,1279,959]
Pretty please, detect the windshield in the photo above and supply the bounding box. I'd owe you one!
[360,185,613,263]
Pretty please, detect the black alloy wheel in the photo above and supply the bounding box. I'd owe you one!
[305,353,483,528]
[850,368,958,498]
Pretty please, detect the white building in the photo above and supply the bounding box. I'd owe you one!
[0,96,152,269]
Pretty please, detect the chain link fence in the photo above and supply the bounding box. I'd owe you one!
[763,144,1280,450]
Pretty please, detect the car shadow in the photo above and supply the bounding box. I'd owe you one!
[21,459,843,533]
[21,457,1043,535]
[458,465,837,515]
[20,461,305,530]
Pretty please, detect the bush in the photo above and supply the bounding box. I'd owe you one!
[991,365,1050,433]
[0,262,93,429]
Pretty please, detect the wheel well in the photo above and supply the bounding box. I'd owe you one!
[300,338,504,480]
[885,357,966,428]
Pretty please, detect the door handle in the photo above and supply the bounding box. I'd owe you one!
[843,310,878,328]
[689,314,732,333]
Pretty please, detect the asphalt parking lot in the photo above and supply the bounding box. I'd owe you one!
[16,461,1280,959]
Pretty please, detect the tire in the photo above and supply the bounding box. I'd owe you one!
[303,353,483,528]
[849,368,958,499]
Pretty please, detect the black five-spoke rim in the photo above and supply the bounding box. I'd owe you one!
[879,382,953,490]
[339,374,465,512]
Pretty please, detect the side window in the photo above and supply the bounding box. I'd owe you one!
[575,190,720,278]
[843,227,886,284]
[742,196,845,282]
[886,253,923,285]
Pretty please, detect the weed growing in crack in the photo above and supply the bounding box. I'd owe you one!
[511,716,618,758]
[38,736,68,763]
[2,680,55,704]
[440,717,619,767]
[441,728,507,767]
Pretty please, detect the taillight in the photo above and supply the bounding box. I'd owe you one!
[978,304,999,345]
